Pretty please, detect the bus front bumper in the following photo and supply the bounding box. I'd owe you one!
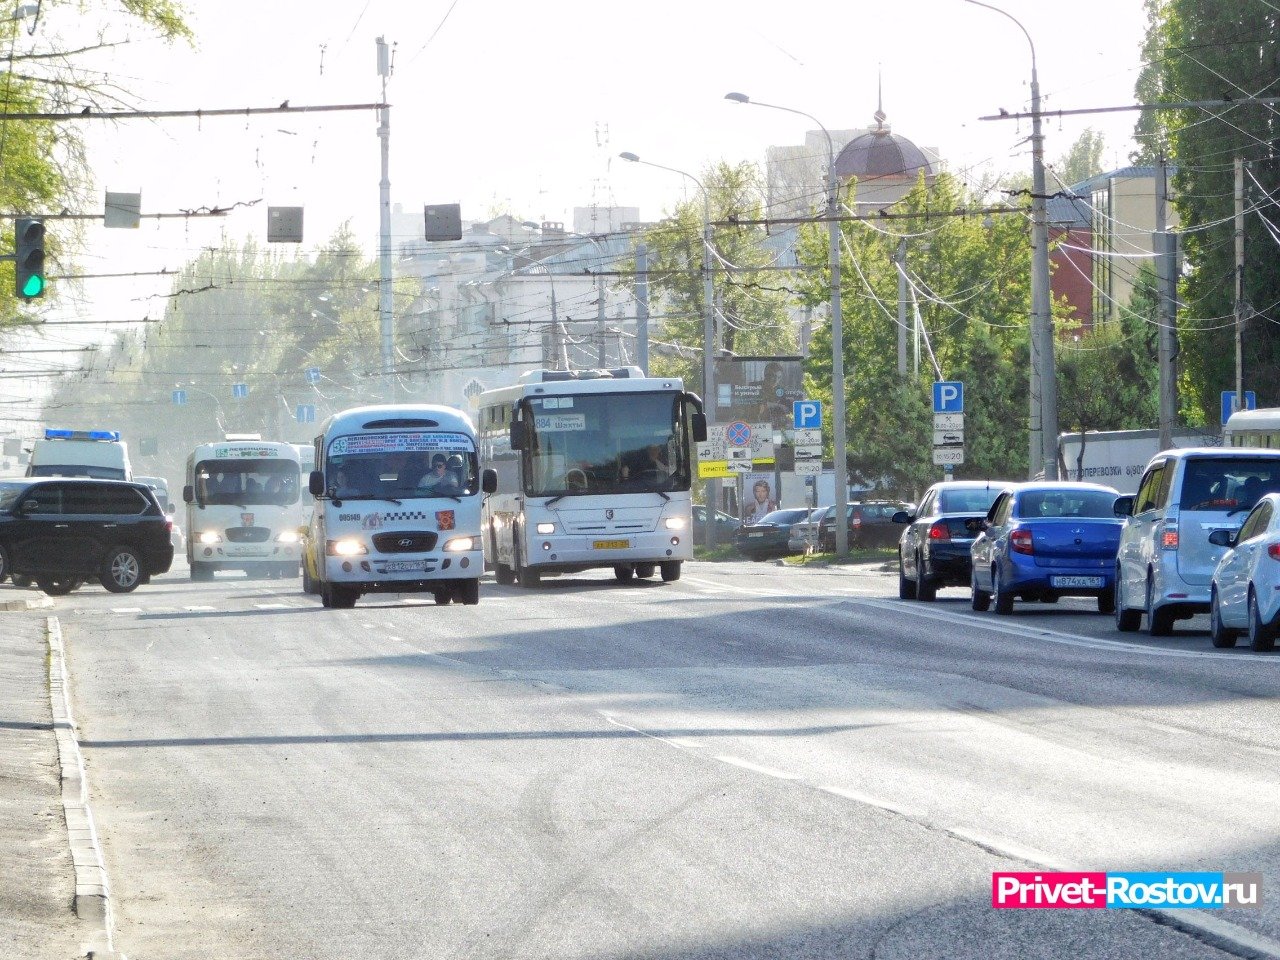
[526,533,692,571]
[324,550,482,585]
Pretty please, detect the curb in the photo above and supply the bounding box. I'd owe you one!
[46,615,119,958]
[0,593,52,612]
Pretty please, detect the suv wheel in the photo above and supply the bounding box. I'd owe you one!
[1248,588,1277,652]
[1114,572,1141,631]
[38,577,79,596]
[100,546,144,593]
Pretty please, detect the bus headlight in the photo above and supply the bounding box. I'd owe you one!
[197,530,222,545]
[536,522,556,534]
[327,538,367,557]
[443,536,475,552]
[275,529,299,544]
[663,517,687,530]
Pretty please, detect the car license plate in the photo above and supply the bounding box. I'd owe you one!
[1051,575,1104,589]
[593,540,630,550]
[748,532,764,538]
[383,560,428,573]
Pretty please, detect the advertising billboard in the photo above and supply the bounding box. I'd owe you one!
[714,356,804,431]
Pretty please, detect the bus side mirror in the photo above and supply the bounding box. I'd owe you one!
[510,420,527,450]
[691,413,708,443]
[481,468,498,494]
[309,471,325,497]
[182,485,194,504]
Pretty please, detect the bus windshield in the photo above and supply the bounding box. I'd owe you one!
[524,391,691,497]
[326,431,479,499]
[195,459,300,507]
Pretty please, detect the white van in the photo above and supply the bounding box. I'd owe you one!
[27,429,131,480]
[302,404,496,608]
[182,439,303,580]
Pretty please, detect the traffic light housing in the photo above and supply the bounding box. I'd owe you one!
[14,218,45,299]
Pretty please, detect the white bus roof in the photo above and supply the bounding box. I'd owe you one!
[479,369,688,405]
[316,404,477,436]
[188,439,301,461]
[1225,408,1280,431]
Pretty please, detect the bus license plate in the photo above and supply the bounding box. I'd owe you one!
[593,539,630,550]
[1051,575,1103,589]
[383,560,428,573]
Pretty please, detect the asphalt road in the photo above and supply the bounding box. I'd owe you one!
[45,557,1280,959]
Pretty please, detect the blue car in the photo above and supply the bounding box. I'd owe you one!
[970,482,1123,615]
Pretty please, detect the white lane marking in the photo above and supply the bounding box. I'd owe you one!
[400,598,431,606]
[184,605,216,612]
[110,607,142,614]
[713,755,804,780]
[852,596,1278,663]
[253,603,290,610]
[817,784,924,820]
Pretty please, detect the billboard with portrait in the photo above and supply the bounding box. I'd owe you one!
[741,471,779,524]
[714,356,804,431]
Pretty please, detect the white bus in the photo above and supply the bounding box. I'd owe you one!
[478,368,707,586]
[1225,408,1280,448]
[301,404,496,609]
[182,438,303,580]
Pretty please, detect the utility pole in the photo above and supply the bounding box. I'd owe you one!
[635,243,649,373]
[1029,57,1057,480]
[1156,153,1177,448]
[1234,157,1246,413]
[376,37,395,402]
[596,270,607,366]
[895,238,908,376]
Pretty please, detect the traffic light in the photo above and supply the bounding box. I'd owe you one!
[14,218,45,299]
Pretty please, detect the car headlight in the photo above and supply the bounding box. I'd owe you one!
[197,530,222,545]
[275,529,299,543]
[443,536,475,552]
[536,522,556,534]
[664,517,687,530]
[327,538,367,557]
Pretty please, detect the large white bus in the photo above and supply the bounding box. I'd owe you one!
[477,368,707,586]
[301,404,496,609]
[182,438,303,580]
[1225,408,1280,448]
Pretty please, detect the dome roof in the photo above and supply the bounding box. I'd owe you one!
[833,107,933,181]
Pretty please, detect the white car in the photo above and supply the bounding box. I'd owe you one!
[787,507,827,553]
[1209,492,1280,651]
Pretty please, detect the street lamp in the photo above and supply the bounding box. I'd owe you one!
[724,92,851,556]
[965,0,1056,480]
[176,382,227,435]
[618,150,722,546]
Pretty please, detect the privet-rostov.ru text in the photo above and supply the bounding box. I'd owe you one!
[991,872,1262,909]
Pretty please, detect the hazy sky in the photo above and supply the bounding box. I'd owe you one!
[21,0,1149,363]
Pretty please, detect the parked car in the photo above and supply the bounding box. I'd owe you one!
[817,500,911,552]
[692,504,741,546]
[1114,448,1280,636]
[136,474,184,550]
[970,482,1123,615]
[0,477,174,596]
[895,480,1009,600]
[787,507,827,553]
[733,508,810,560]
[1208,493,1280,651]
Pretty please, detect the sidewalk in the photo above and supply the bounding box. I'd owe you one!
[0,610,92,960]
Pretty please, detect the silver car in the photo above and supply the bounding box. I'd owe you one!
[1208,493,1280,651]
[787,507,827,553]
[1114,448,1280,636]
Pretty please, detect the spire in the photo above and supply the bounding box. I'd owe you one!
[874,64,888,132]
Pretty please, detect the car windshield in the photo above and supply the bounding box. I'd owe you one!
[1015,489,1118,519]
[939,487,1002,513]
[327,431,479,499]
[194,459,301,507]
[1178,457,1280,512]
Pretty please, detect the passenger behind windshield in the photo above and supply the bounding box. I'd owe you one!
[196,461,299,507]
[327,449,478,499]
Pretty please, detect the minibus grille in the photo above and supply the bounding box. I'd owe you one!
[373,531,438,553]
[225,527,270,543]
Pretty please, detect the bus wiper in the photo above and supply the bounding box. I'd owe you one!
[340,494,404,506]
[545,494,566,507]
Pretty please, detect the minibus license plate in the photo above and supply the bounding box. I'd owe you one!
[593,539,630,550]
[383,560,428,573]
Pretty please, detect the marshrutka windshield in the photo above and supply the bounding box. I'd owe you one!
[525,391,691,497]
[195,459,300,507]
[326,431,479,499]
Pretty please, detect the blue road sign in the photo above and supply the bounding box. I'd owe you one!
[932,381,964,414]
[171,389,187,406]
[232,383,249,399]
[296,404,316,424]
[305,367,321,385]
[1221,390,1257,425]
[727,421,752,446]
[793,400,822,429]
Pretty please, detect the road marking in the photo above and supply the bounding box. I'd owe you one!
[110,607,142,614]
[400,598,431,606]
[252,603,290,610]
[184,605,215,612]
[713,755,804,780]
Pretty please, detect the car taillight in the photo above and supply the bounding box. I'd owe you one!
[928,521,950,542]
[1268,543,1280,561]
[1010,529,1034,555]
[166,520,173,532]
[1160,524,1179,549]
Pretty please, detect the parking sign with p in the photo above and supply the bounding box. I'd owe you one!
[932,381,964,414]
[793,400,822,429]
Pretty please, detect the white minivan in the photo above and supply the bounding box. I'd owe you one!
[302,405,497,608]
[1114,448,1280,635]
[27,428,130,480]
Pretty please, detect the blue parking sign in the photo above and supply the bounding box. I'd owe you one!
[296,404,316,424]
[1221,390,1257,425]
[171,389,187,406]
[793,400,822,429]
[231,382,249,399]
[933,381,964,414]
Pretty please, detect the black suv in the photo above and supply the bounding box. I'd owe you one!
[0,478,174,595]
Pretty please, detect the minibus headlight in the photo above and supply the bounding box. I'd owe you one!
[198,530,222,545]
[536,522,556,534]
[664,517,687,530]
[275,529,299,544]
[443,537,475,552]
[327,538,367,557]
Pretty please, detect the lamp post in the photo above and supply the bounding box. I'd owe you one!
[724,93,850,556]
[618,150,721,546]
[965,0,1056,480]
[177,383,228,435]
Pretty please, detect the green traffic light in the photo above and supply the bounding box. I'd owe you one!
[21,274,43,297]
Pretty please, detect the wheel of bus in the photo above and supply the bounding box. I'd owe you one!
[514,542,541,587]
[302,560,318,595]
[455,578,480,606]
[434,588,453,605]
[190,561,214,582]
[323,581,357,609]
[495,562,515,585]
[614,564,635,582]
[635,563,656,579]
[659,560,681,582]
